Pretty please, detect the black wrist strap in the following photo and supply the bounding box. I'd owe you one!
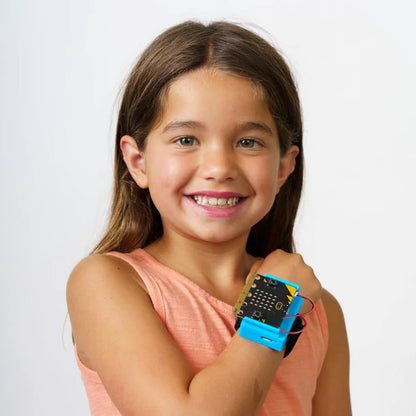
[283,316,304,357]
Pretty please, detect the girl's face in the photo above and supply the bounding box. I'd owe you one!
[122,68,297,246]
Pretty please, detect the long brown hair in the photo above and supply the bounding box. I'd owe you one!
[93,21,303,257]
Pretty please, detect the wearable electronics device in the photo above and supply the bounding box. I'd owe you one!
[233,273,304,354]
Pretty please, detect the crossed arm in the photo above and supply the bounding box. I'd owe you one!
[67,252,351,415]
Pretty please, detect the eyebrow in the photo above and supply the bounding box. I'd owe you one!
[162,120,274,135]
[239,121,274,136]
[162,120,204,133]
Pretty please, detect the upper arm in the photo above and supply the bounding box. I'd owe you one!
[312,289,352,416]
[66,254,194,415]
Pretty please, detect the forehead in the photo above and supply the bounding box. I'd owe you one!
[153,68,277,135]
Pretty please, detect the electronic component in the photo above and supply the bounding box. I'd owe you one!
[233,273,304,351]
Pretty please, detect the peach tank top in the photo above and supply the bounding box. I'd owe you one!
[75,249,328,416]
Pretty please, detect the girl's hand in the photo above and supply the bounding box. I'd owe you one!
[249,249,322,306]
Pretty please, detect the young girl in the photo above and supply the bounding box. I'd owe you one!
[67,21,351,415]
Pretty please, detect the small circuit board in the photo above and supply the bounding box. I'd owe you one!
[233,274,299,330]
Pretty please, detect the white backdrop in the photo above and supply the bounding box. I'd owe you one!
[1,0,415,414]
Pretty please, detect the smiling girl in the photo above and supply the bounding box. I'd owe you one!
[67,21,351,415]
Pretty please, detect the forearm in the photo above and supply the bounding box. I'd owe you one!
[184,333,283,416]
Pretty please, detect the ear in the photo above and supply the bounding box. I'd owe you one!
[276,145,299,192]
[120,135,149,189]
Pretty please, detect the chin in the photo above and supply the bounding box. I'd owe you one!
[191,229,248,245]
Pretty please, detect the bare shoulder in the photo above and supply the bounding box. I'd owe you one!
[320,288,349,360]
[66,254,151,367]
[313,288,352,415]
[67,253,145,302]
[321,288,345,325]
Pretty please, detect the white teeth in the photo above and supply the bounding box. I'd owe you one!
[217,198,227,206]
[193,195,240,207]
[208,197,217,205]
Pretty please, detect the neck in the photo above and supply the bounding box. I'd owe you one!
[144,233,257,303]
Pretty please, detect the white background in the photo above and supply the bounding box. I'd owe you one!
[1,0,415,414]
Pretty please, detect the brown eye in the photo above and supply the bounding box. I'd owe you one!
[177,137,196,146]
[238,138,259,148]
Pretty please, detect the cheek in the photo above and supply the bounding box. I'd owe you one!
[148,155,192,190]
[250,158,280,195]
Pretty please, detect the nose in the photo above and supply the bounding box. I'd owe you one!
[199,143,237,182]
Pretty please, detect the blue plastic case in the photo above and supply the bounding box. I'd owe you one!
[235,274,304,351]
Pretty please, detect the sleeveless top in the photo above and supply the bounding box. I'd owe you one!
[74,249,328,416]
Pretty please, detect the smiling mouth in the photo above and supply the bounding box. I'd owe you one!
[192,195,242,207]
